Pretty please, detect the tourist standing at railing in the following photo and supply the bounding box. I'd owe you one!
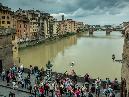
[84,73,90,83]
[95,77,101,97]
[30,65,34,74]
[112,78,119,90]
[90,83,95,94]
[1,69,5,81]
[6,70,10,86]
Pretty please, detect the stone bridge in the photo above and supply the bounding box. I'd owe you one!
[87,25,125,35]
[88,27,124,35]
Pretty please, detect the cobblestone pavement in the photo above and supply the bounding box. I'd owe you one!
[0,86,30,97]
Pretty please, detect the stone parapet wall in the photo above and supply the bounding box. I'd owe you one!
[121,36,129,96]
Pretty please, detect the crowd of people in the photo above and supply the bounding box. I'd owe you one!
[0,64,120,97]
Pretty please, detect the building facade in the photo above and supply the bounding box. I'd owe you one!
[53,19,59,37]
[42,13,50,39]
[0,3,13,28]
[48,16,54,38]
[0,28,16,72]
[58,19,80,35]
[0,3,19,66]
[15,9,53,40]
[26,10,39,39]
[14,14,30,42]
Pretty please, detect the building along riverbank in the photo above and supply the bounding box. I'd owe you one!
[18,32,78,49]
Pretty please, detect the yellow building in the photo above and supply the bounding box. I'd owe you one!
[58,19,79,35]
[0,3,13,28]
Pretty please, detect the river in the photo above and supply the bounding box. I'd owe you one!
[19,31,124,81]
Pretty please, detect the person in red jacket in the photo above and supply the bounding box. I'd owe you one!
[39,86,44,96]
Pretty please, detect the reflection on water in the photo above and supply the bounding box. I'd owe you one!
[19,35,77,68]
[19,31,124,81]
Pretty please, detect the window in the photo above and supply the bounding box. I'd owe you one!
[2,16,5,19]
[7,21,10,24]
[2,21,5,24]
[24,24,26,28]
[7,16,9,19]
[14,47,17,50]
[12,35,15,40]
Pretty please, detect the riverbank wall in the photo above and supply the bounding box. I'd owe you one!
[18,33,76,49]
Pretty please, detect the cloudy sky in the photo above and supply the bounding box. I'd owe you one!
[1,0,129,25]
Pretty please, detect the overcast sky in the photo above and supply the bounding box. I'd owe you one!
[1,0,129,25]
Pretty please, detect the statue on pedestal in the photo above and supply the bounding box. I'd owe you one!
[45,60,53,82]
[46,60,53,69]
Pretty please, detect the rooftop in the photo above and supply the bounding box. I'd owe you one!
[0,3,12,12]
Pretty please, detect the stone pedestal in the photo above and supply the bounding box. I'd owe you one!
[45,68,52,82]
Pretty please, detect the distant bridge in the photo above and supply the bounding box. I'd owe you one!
[87,26,125,35]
